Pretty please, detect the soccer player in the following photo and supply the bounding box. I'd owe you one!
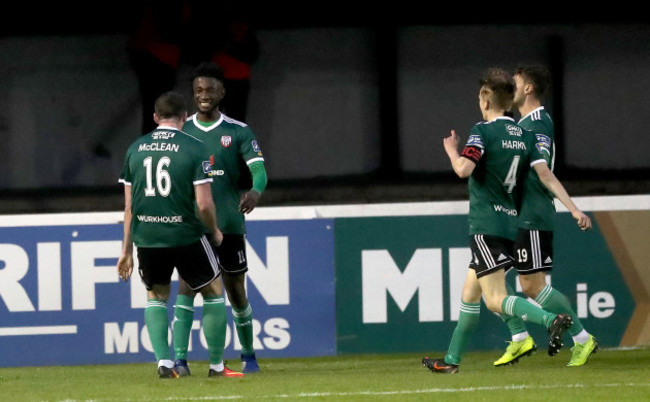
[422,68,591,374]
[493,65,598,367]
[116,91,243,379]
[172,62,267,376]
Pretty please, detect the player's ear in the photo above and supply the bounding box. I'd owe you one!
[525,83,534,95]
[153,113,160,124]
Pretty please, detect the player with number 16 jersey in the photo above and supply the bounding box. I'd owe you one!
[119,127,213,248]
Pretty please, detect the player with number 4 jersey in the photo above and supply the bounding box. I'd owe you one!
[463,116,545,241]
[422,68,589,374]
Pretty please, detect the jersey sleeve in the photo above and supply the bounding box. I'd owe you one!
[118,149,132,186]
[460,124,485,164]
[238,126,265,164]
[249,160,268,194]
[524,128,547,167]
[533,132,553,166]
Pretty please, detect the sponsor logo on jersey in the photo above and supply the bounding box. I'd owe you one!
[535,134,552,155]
[492,204,518,216]
[151,131,176,139]
[136,215,183,223]
[506,124,523,137]
[221,136,232,148]
[466,135,483,148]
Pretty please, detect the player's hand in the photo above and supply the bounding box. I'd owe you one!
[573,210,592,231]
[239,190,260,214]
[443,130,460,155]
[212,229,224,247]
[117,254,134,281]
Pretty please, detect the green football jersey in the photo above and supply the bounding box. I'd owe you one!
[119,127,213,248]
[183,114,265,234]
[463,116,544,240]
[517,107,556,231]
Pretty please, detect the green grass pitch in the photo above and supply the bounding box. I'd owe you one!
[2,347,649,401]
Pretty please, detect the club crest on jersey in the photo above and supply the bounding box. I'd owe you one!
[221,136,232,148]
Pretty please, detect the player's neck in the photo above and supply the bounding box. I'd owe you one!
[485,109,508,121]
[518,98,542,118]
[157,119,184,130]
[197,110,221,124]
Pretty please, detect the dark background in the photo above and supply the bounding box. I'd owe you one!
[1,2,648,213]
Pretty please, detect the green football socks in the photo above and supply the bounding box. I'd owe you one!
[232,303,255,355]
[499,282,529,337]
[535,284,585,336]
[173,294,195,360]
[445,301,480,365]
[202,296,227,365]
[502,296,556,328]
[145,299,171,361]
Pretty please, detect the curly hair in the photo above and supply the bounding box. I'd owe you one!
[191,61,225,83]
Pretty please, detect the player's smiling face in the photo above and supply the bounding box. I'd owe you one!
[193,77,225,114]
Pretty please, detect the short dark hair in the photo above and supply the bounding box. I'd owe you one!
[192,61,225,83]
[515,65,552,99]
[479,68,515,110]
[154,91,187,119]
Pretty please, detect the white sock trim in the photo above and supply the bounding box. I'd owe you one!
[210,362,224,372]
[573,330,590,345]
[158,359,174,369]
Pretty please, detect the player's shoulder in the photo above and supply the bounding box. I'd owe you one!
[520,107,553,124]
[475,116,518,134]
[222,114,250,129]
[177,130,206,145]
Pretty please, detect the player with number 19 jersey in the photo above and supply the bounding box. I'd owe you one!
[461,116,546,241]
[517,107,555,231]
[183,114,264,235]
[119,127,213,248]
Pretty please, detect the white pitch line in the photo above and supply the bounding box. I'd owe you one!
[0,325,77,336]
[58,382,650,401]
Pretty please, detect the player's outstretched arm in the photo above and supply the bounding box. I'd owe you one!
[444,130,476,178]
[533,163,592,231]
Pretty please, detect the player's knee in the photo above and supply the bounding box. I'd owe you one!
[520,280,543,299]
[177,279,195,296]
[482,294,503,312]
